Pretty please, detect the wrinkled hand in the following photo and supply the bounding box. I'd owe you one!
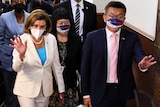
[59,92,64,104]
[138,55,157,69]
[83,97,92,107]
[10,35,27,61]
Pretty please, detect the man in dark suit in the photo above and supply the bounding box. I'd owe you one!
[52,0,97,43]
[81,1,157,107]
[27,0,54,15]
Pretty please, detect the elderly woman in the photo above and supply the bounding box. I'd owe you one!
[10,9,65,107]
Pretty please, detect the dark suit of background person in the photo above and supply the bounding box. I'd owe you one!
[27,0,53,15]
[81,1,157,107]
[0,2,8,15]
[52,0,97,43]
[0,0,29,106]
[54,0,66,4]
[3,0,54,14]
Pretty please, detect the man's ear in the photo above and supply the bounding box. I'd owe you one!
[124,16,126,21]
[103,14,107,23]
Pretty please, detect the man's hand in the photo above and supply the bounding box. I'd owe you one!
[138,55,157,69]
[83,97,92,107]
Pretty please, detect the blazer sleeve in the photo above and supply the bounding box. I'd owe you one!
[132,32,145,63]
[12,49,25,72]
[0,15,6,48]
[12,36,25,72]
[51,36,65,93]
[81,33,92,96]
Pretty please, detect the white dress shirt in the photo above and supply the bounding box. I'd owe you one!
[106,28,121,83]
[71,0,84,36]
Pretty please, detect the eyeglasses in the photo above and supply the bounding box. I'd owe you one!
[106,14,125,20]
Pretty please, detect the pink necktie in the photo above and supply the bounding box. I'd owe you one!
[109,33,118,83]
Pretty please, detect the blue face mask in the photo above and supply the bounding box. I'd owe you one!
[106,18,124,29]
[57,25,70,33]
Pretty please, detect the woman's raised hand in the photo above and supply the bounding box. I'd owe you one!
[10,35,27,61]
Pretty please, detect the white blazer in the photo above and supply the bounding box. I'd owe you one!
[12,33,65,98]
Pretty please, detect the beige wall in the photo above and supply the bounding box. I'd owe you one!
[85,0,111,13]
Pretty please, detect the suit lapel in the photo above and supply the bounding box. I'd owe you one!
[43,35,50,66]
[27,35,52,66]
[118,29,127,61]
[83,2,88,35]
[27,34,42,65]
[67,1,75,32]
[28,35,51,66]
[9,11,29,35]
[102,28,107,53]
[9,11,21,34]
[101,28,107,78]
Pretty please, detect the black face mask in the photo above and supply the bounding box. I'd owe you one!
[13,3,26,13]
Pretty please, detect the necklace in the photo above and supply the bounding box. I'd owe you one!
[31,36,44,45]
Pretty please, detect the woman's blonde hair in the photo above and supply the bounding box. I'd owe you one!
[24,9,52,35]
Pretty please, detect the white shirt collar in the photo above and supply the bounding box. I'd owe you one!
[106,27,121,38]
[71,0,84,9]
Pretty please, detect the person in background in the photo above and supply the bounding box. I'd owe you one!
[50,0,57,6]
[0,1,8,15]
[81,1,157,107]
[51,0,66,4]
[0,0,29,106]
[52,0,97,104]
[52,0,97,43]
[0,68,5,106]
[10,9,65,107]
[3,0,54,15]
[49,7,81,107]
[27,0,54,15]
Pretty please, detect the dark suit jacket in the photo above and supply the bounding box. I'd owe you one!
[27,0,53,14]
[55,0,60,4]
[52,0,97,42]
[81,28,146,104]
